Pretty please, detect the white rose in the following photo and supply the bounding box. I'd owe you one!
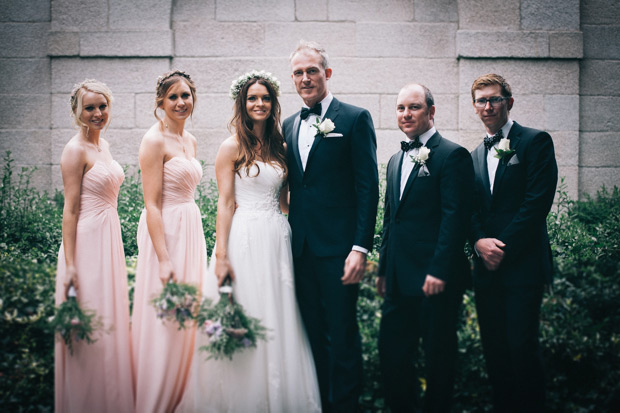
[498,138,511,151]
[418,146,430,161]
[318,119,335,134]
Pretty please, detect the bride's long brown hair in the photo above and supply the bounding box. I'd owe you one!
[229,77,287,177]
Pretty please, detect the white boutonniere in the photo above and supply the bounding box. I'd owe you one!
[313,118,335,138]
[410,146,431,177]
[494,138,515,163]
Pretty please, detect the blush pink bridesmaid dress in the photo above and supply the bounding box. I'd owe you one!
[55,160,134,412]
[131,157,207,413]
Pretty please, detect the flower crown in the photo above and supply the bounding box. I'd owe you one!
[156,70,192,92]
[229,70,280,100]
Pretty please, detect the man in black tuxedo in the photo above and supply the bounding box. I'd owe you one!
[377,83,474,413]
[469,73,558,412]
[282,40,379,413]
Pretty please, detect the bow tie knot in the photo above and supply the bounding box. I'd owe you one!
[300,103,322,120]
[401,137,422,152]
[484,129,503,150]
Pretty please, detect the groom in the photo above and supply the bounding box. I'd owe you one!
[283,40,379,412]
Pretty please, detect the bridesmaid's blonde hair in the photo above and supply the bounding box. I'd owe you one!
[70,79,113,129]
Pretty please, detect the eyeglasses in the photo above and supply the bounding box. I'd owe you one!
[473,96,509,108]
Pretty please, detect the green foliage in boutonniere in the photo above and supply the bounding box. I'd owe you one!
[494,138,515,163]
[313,118,335,138]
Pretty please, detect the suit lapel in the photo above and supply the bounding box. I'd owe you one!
[473,145,492,204]
[392,151,405,213]
[396,132,440,214]
[305,98,341,171]
[290,115,304,176]
[492,122,522,197]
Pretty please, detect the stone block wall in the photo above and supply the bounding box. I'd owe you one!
[0,0,618,198]
[579,0,620,195]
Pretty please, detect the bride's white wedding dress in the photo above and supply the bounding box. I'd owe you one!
[178,161,321,413]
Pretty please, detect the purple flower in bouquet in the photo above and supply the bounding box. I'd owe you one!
[195,277,268,360]
[151,281,199,329]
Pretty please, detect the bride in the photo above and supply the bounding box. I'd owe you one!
[178,71,321,412]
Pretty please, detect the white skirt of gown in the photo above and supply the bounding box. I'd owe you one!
[178,161,321,413]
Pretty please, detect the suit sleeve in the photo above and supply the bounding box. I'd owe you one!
[350,109,380,251]
[378,160,393,277]
[498,132,558,259]
[428,147,474,282]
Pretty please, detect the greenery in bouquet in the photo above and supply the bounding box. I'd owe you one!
[50,287,102,355]
[196,281,268,361]
[151,281,199,329]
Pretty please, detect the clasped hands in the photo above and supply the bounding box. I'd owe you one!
[475,237,506,271]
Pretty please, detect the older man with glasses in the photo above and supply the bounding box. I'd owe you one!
[468,73,558,413]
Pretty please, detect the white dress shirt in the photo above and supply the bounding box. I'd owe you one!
[400,126,436,200]
[298,93,333,170]
[486,119,514,193]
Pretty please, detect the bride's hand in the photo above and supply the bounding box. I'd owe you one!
[159,260,176,285]
[215,257,235,287]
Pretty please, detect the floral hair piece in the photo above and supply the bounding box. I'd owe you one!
[229,70,281,100]
[156,70,192,92]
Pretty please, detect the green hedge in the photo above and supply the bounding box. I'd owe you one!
[1,153,619,412]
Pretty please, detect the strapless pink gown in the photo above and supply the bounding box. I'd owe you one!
[131,157,207,413]
[55,160,134,413]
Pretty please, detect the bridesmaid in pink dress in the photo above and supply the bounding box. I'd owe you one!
[55,79,134,412]
[131,70,207,413]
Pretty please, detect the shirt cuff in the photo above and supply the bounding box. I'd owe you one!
[473,243,480,257]
[352,245,368,255]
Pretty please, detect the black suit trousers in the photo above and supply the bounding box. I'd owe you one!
[294,243,363,413]
[378,284,463,413]
[475,279,545,413]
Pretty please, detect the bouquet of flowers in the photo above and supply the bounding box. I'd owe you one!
[196,278,268,360]
[151,281,199,329]
[50,286,102,355]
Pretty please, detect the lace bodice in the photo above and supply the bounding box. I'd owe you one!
[234,161,285,214]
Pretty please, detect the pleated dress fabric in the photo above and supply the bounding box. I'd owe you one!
[131,157,207,413]
[55,160,134,413]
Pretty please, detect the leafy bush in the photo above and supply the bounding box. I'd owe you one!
[0,259,55,411]
[116,167,144,258]
[0,152,63,263]
[541,182,620,412]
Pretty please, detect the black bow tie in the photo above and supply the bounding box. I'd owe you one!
[484,129,503,150]
[300,103,322,120]
[401,137,422,152]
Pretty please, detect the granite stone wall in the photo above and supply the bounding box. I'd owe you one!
[0,0,618,198]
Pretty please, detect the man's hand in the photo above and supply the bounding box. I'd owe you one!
[342,250,367,285]
[422,274,445,297]
[376,276,386,298]
[475,238,506,271]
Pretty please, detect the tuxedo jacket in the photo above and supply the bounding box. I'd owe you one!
[378,132,474,296]
[470,121,558,286]
[283,97,379,258]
